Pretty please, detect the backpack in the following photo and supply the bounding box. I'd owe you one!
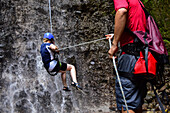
[125,1,169,112]
[130,0,169,84]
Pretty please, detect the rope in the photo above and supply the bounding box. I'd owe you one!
[58,38,106,51]
[48,0,52,33]
[108,38,129,112]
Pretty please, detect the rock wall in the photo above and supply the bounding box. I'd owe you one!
[0,0,116,113]
[0,0,169,113]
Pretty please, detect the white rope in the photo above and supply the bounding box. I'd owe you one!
[108,38,129,112]
[48,0,52,33]
[58,38,106,51]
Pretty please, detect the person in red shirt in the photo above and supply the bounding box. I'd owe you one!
[106,0,147,113]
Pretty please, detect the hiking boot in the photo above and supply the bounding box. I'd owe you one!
[71,82,82,90]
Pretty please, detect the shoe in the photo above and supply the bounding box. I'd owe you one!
[63,86,71,91]
[71,82,82,90]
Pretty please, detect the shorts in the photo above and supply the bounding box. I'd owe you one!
[115,54,147,111]
[115,75,147,111]
[52,61,67,73]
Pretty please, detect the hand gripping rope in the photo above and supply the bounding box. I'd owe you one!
[108,37,129,112]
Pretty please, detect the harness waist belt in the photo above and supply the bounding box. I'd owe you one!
[121,43,144,56]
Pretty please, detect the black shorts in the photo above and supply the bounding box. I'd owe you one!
[52,61,67,73]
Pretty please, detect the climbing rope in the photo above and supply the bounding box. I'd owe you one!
[58,38,106,51]
[48,0,53,33]
[108,38,129,112]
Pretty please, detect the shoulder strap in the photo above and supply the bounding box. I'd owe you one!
[143,32,148,74]
[151,83,166,113]
[138,0,150,18]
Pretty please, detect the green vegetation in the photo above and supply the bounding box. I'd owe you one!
[163,39,170,55]
[142,0,170,55]
[142,0,169,40]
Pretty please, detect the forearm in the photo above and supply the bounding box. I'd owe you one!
[113,8,127,46]
[50,44,59,53]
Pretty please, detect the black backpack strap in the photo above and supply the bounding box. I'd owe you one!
[151,83,166,113]
[143,32,148,74]
[161,89,169,105]
[138,0,150,18]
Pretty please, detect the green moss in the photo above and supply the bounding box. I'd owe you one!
[163,39,170,55]
[143,0,169,40]
[143,0,170,55]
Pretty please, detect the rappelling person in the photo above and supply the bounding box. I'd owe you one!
[40,32,82,91]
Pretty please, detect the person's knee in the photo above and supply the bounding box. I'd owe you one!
[67,64,75,70]
[61,72,66,75]
[70,65,75,70]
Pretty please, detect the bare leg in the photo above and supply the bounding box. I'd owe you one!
[66,64,78,83]
[61,72,67,87]
[59,64,78,83]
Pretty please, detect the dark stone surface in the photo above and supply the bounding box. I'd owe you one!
[0,0,169,113]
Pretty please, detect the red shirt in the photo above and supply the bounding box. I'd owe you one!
[113,0,146,47]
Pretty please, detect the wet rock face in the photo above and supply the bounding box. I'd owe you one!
[2,0,169,112]
[0,0,115,113]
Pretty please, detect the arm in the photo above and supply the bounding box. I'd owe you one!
[108,8,127,58]
[49,44,59,53]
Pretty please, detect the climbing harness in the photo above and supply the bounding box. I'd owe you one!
[58,38,106,51]
[108,38,129,112]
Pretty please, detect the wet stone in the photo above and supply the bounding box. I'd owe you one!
[0,0,169,113]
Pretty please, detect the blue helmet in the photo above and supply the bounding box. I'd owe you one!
[43,33,54,39]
